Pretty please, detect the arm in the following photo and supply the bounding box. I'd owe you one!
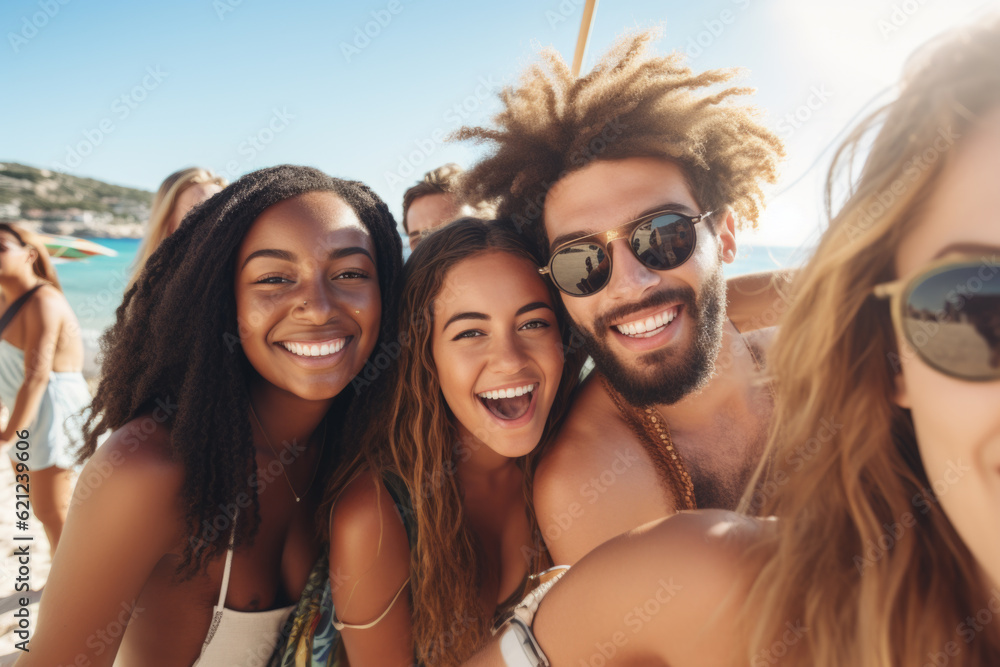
[328,472,413,667]
[15,422,184,666]
[465,511,754,667]
[1,292,61,444]
[726,269,795,332]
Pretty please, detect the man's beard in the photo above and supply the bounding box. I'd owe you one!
[574,266,727,407]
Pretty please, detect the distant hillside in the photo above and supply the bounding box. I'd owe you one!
[0,162,152,238]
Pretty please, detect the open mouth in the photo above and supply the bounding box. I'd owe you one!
[612,305,680,339]
[277,338,347,358]
[476,383,537,421]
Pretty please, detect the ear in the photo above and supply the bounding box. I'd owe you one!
[716,209,737,264]
[891,341,912,408]
[892,371,911,408]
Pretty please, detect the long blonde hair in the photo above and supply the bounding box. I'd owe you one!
[0,223,62,291]
[739,19,1000,666]
[128,167,226,288]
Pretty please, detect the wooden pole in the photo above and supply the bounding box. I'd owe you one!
[571,0,599,77]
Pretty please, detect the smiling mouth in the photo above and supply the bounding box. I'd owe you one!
[477,383,537,420]
[612,305,680,338]
[277,338,347,358]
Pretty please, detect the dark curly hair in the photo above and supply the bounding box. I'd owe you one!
[454,29,786,253]
[80,164,403,576]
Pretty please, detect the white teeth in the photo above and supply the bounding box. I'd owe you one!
[615,307,678,337]
[477,383,536,400]
[280,339,345,358]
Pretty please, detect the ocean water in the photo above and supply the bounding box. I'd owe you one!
[58,237,811,374]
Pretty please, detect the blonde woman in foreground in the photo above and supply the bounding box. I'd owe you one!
[467,18,1000,667]
[127,166,226,288]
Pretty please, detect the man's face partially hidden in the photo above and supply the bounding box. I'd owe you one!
[543,157,737,407]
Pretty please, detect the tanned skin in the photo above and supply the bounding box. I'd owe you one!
[533,157,778,566]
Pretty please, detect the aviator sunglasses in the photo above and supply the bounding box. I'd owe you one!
[539,208,713,297]
[873,256,1000,381]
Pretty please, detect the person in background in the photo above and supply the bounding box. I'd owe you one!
[464,17,1000,667]
[402,164,479,251]
[0,223,88,558]
[127,166,227,288]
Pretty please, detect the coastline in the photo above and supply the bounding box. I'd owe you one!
[13,219,144,240]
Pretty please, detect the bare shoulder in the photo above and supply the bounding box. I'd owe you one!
[533,376,618,519]
[536,375,621,485]
[534,375,661,564]
[19,284,64,324]
[327,472,414,667]
[92,413,183,479]
[73,414,186,533]
[329,470,409,582]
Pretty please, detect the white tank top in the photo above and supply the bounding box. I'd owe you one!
[193,515,295,666]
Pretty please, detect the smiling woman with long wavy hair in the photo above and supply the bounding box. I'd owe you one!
[273,218,584,667]
[17,165,403,667]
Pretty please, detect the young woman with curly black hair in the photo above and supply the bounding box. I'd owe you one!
[18,164,403,667]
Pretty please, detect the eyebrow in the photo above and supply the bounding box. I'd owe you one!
[443,301,553,329]
[549,202,699,251]
[932,243,1000,260]
[241,245,375,270]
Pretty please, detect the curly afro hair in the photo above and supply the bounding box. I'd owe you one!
[80,164,403,576]
[454,29,786,252]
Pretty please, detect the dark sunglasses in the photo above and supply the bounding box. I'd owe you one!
[874,256,1000,381]
[539,209,713,297]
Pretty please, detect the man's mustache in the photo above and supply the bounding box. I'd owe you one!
[592,287,697,337]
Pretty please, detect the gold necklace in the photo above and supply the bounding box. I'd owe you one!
[248,401,326,503]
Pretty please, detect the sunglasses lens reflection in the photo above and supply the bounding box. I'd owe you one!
[550,244,609,296]
[903,265,1000,380]
[635,214,695,270]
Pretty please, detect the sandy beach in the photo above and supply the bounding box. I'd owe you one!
[0,462,61,665]
[0,382,97,664]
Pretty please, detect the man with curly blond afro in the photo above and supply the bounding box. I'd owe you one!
[456,30,786,566]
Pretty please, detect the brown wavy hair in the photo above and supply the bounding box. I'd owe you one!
[325,218,584,665]
[738,18,1000,666]
[454,29,785,253]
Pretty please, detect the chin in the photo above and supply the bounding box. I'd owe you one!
[485,431,545,460]
[285,376,352,402]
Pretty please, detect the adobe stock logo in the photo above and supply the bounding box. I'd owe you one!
[7,0,72,53]
[340,0,405,63]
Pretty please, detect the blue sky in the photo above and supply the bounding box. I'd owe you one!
[2,0,995,247]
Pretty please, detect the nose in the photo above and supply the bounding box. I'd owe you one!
[604,239,660,300]
[489,331,530,375]
[294,273,338,324]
